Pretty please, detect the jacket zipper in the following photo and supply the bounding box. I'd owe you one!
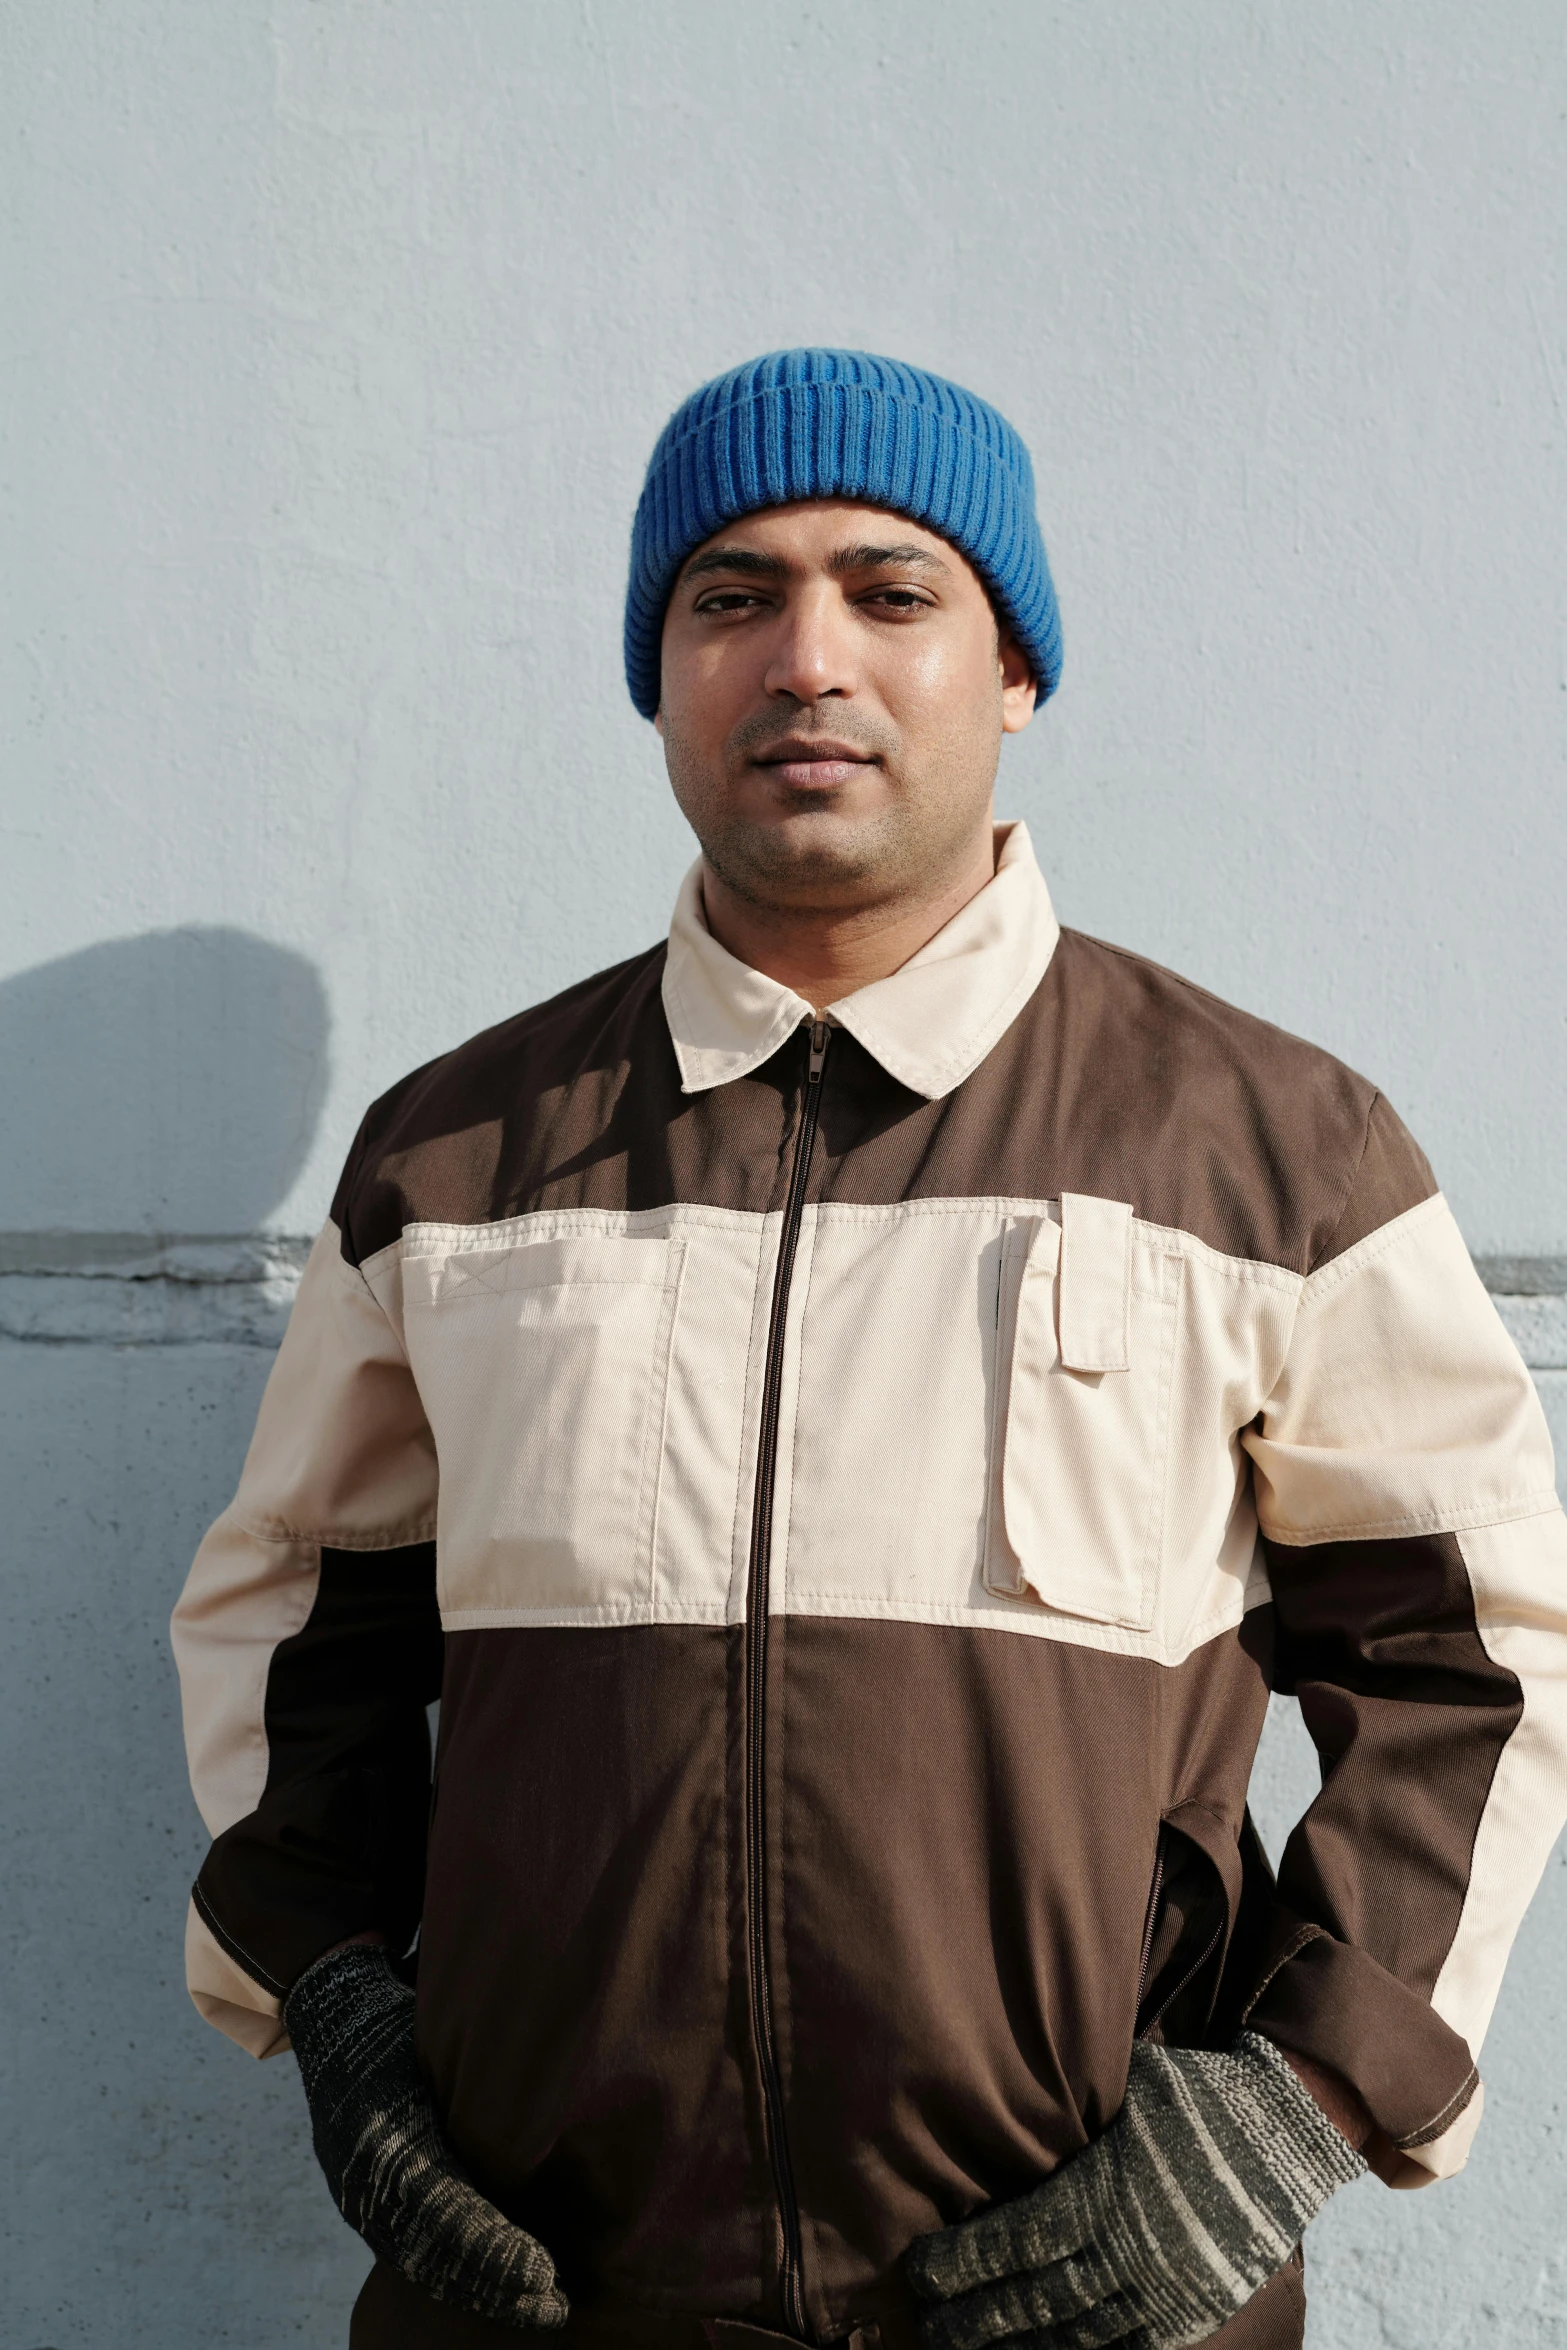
[1133,1841,1166,2018]
[1133,1830,1226,2040]
[745,1017,830,2340]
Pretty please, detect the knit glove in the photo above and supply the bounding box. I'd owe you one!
[906,2033,1366,2349]
[284,1943,568,2333]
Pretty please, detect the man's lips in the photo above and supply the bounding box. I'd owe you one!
[750,742,878,790]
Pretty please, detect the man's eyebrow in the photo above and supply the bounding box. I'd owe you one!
[677,539,955,586]
[678,545,789,584]
[828,542,952,577]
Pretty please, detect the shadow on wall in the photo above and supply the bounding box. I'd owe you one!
[0,927,329,1235]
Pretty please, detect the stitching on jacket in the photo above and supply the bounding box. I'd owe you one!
[1130,1248,1182,1630]
[780,1211,825,1620]
[1162,1795,1240,1841]
[441,1599,734,1630]
[1293,1192,1450,1307]
[356,1231,406,1282]
[231,1511,438,1551]
[640,1242,687,1619]
[397,1204,779,1252]
[1395,2066,1480,2148]
[1238,1922,1324,2022]
[728,1230,774,1622]
[389,1194,1313,1294]
[191,1879,290,2003]
[333,1236,423,1387]
[1309,1085,1383,1277]
[810,1196,1042,1225]
[1259,1492,1561,1547]
[1126,1217,1306,1293]
[775,1588,1268,1669]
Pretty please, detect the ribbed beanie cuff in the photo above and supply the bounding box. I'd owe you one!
[624,349,1062,719]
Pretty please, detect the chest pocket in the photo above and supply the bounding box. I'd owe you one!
[986,1195,1182,1631]
[403,1231,686,1618]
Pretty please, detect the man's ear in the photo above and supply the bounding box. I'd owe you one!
[653,707,664,736]
[999,631,1037,735]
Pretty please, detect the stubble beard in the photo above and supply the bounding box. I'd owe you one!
[663,710,999,923]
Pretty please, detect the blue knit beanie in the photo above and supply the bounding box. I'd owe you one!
[624,349,1062,719]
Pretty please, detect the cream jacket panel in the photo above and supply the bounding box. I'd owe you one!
[379,1208,777,1631]
[374,1199,1322,1664]
[778,1200,1298,1663]
[1247,1196,1559,1545]
[171,1225,438,1840]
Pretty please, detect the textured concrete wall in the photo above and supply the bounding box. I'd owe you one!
[3,4,1564,2344]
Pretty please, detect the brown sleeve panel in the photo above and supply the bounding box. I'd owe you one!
[1312,1091,1440,1270]
[1245,1919,1476,2147]
[193,1542,445,1996]
[1248,1530,1521,2140]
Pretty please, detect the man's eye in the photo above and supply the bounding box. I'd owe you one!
[866,589,929,612]
[696,591,765,614]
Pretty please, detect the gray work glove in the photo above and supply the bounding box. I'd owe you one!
[905,2032,1366,2349]
[285,1943,568,2333]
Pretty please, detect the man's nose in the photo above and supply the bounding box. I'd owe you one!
[762,584,857,702]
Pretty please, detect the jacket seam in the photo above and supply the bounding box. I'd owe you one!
[1308,1086,1382,1277]
[777,1217,822,1622]
[191,1879,290,2003]
[1395,2066,1481,2147]
[384,1195,1314,1292]
[398,1203,782,1251]
[230,1511,439,1551]
[333,1234,423,1383]
[1294,1192,1449,1306]
[1162,1795,1239,1838]
[1240,1923,1324,2023]
[729,1228,775,1620]
[1260,1492,1561,1546]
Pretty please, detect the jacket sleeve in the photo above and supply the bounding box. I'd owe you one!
[1242,1096,1567,2185]
[170,1217,442,2057]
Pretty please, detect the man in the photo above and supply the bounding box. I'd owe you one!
[173,349,1567,2350]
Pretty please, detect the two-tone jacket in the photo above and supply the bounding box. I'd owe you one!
[173,823,1567,2344]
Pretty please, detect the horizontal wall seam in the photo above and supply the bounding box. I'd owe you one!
[2,1234,1566,1359]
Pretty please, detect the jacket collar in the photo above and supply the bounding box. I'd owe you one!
[661,821,1060,1101]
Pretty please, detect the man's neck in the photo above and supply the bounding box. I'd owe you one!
[698,826,1001,1012]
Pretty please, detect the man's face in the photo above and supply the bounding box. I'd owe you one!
[657,500,1036,914]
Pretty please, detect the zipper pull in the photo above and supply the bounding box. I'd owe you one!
[807,1019,830,1084]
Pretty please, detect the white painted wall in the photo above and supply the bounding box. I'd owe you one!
[6,0,1566,1250]
[4,5,1565,2344]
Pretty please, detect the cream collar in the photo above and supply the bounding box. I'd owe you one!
[661,821,1060,1100]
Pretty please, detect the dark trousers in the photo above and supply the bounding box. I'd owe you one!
[351,2252,1307,2350]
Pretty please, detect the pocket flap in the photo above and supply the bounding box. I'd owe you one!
[405,1232,675,1311]
[1059,1193,1133,1372]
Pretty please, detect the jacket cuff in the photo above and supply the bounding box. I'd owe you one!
[1243,1913,1479,2169]
[185,1898,290,2060]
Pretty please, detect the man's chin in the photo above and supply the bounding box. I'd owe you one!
[703,818,907,911]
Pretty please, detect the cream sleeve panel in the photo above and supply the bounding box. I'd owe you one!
[172,1221,438,1842]
[184,1900,288,2060]
[1430,1516,1567,2062]
[220,1223,438,1549]
[1246,1195,1559,1546]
